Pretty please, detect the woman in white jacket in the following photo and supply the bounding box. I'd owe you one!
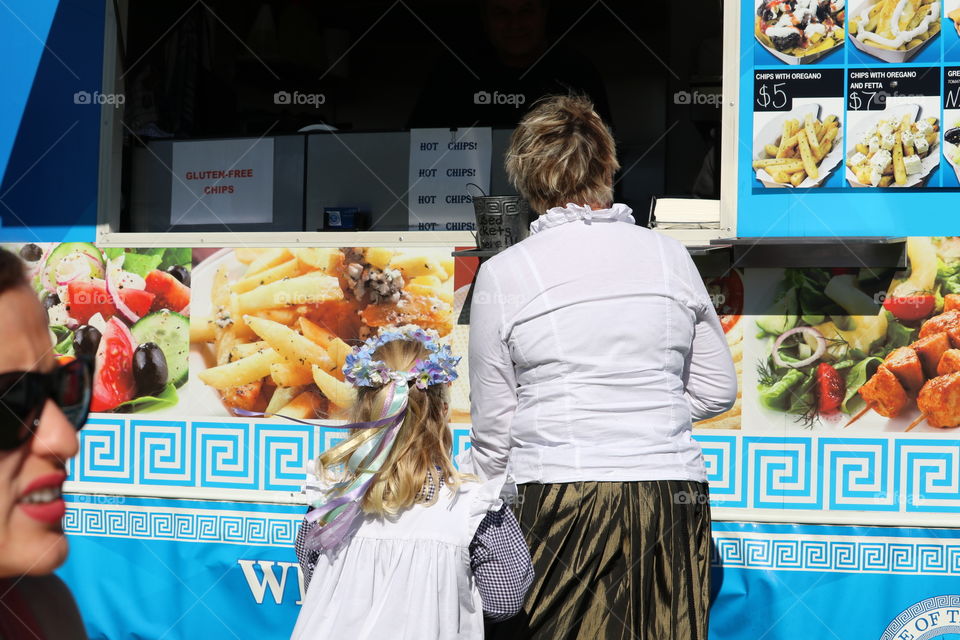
[469,95,738,640]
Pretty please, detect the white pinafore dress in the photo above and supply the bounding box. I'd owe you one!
[290,478,503,640]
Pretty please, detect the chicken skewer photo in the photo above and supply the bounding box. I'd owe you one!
[846,302,960,430]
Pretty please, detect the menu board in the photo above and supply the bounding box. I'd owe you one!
[738,0,960,236]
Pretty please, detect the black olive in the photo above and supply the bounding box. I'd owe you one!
[945,128,960,146]
[42,292,60,311]
[19,244,42,262]
[772,31,803,51]
[133,342,168,396]
[816,0,830,21]
[73,325,102,359]
[165,265,191,288]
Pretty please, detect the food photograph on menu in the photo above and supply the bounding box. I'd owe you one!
[848,0,942,63]
[752,69,846,188]
[744,237,960,433]
[754,0,846,65]
[3,243,191,414]
[186,246,470,422]
[845,68,941,187]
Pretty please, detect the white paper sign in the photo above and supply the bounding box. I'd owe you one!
[170,138,275,225]
[407,127,491,231]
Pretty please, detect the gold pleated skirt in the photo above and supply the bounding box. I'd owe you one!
[487,480,711,640]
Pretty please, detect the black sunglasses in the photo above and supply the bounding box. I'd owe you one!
[0,358,93,450]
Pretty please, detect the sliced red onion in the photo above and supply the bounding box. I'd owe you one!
[772,326,826,369]
[40,263,58,293]
[85,251,104,270]
[56,273,82,286]
[106,256,140,324]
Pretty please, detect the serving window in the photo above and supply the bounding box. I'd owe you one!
[100,0,727,240]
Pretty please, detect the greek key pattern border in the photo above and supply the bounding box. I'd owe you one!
[63,499,960,576]
[62,500,302,548]
[69,419,960,514]
[712,531,960,576]
[696,434,959,513]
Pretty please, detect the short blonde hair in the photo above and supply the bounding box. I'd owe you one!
[505,95,619,215]
[318,339,468,516]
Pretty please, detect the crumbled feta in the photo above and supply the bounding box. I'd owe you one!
[914,136,930,154]
[916,120,933,135]
[903,154,923,175]
[858,130,874,147]
[881,133,896,150]
[47,303,71,327]
[849,152,867,166]
[878,121,894,138]
[871,149,892,172]
[870,167,883,186]
[868,136,882,154]
[901,129,915,145]
[87,313,108,334]
[119,271,146,291]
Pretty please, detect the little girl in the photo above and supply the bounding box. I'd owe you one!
[291,326,533,639]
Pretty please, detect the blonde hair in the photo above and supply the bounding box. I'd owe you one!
[505,94,620,215]
[317,339,468,516]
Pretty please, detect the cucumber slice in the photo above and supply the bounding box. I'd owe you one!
[42,243,104,291]
[131,310,189,387]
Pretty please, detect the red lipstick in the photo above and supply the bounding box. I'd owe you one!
[17,472,67,525]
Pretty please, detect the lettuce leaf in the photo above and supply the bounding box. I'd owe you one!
[114,383,178,413]
[841,356,882,414]
[51,325,74,356]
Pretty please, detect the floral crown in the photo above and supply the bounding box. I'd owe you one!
[343,325,461,391]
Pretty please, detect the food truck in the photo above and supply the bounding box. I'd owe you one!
[2,0,960,638]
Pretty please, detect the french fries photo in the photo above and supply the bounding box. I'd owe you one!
[753,112,841,187]
[849,0,941,59]
[846,112,940,187]
[755,0,845,62]
[189,246,456,419]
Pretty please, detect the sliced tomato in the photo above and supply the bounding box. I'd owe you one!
[882,294,936,323]
[816,362,845,415]
[90,317,135,412]
[706,271,744,334]
[144,270,190,313]
[66,280,155,325]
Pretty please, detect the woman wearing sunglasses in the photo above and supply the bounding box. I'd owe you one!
[0,247,90,639]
